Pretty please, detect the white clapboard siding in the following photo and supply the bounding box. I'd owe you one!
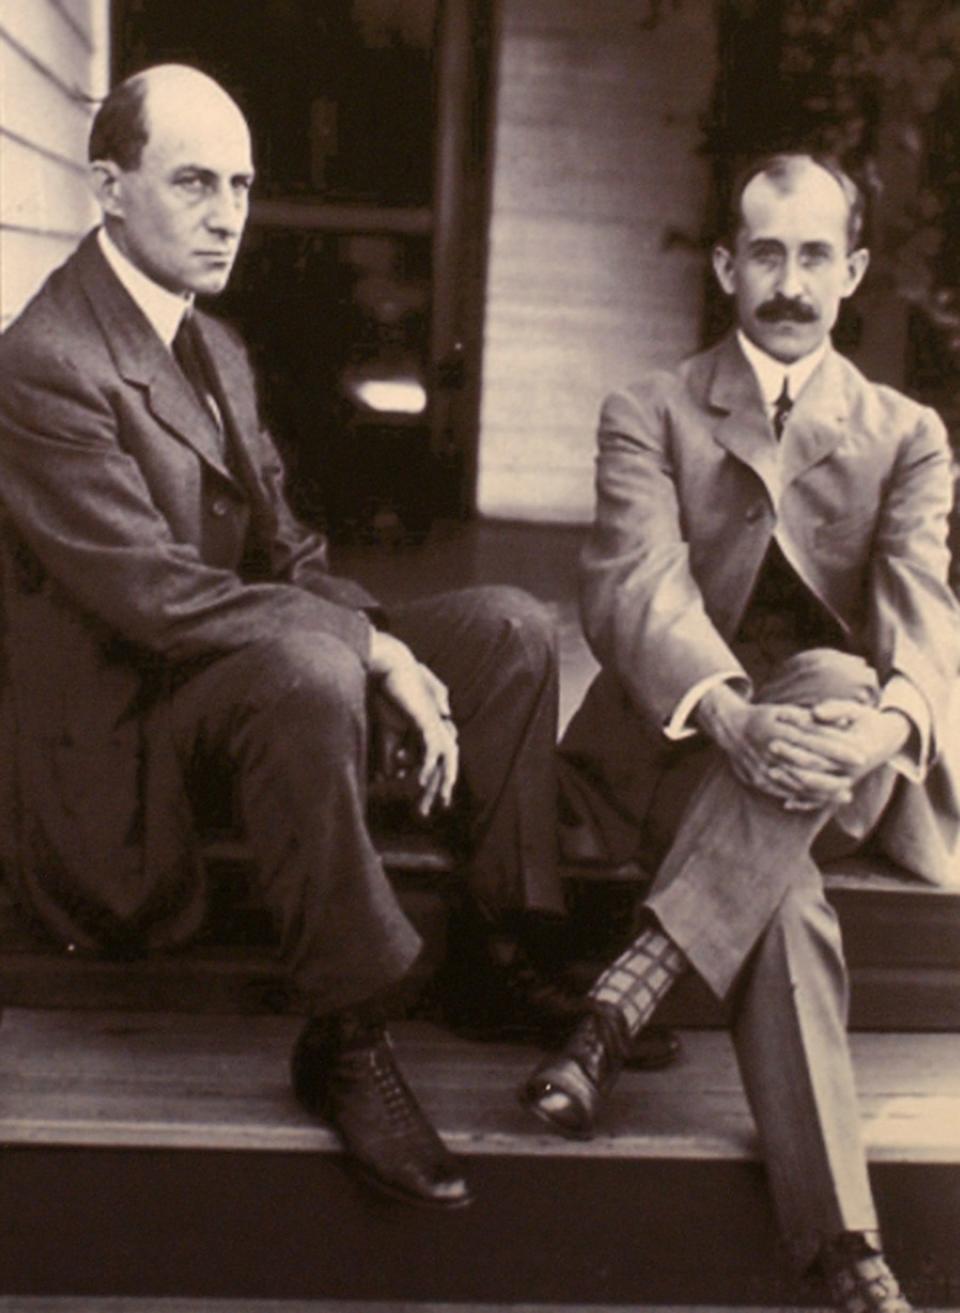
[0,0,109,330]
[476,0,717,522]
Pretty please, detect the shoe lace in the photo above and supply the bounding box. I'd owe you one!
[566,1002,631,1084]
[363,1035,439,1151]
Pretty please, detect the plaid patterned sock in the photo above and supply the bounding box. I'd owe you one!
[588,925,688,1038]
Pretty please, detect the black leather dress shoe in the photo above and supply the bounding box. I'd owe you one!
[438,911,681,1070]
[443,959,680,1070]
[820,1235,915,1313]
[519,1000,631,1139]
[292,1014,473,1210]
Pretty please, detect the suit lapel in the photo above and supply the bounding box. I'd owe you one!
[704,332,849,507]
[706,333,783,507]
[75,233,238,485]
[778,349,849,487]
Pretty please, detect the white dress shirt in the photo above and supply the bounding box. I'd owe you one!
[98,226,225,435]
[736,329,829,421]
[97,226,192,346]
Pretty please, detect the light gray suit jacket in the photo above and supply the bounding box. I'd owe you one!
[561,332,960,885]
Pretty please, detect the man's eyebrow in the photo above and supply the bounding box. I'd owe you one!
[747,237,784,252]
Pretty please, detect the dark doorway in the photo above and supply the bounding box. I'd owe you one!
[111,0,494,541]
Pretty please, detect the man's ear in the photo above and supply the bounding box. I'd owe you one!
[843,246,870,299]
[90,160,125,218]
[712,243,736,296]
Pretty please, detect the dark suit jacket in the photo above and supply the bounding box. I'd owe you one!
[561,332,960,885]
[0,231,379,949]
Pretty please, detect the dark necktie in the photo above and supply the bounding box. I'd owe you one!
[772,375,793,439]
[172,312,223,436]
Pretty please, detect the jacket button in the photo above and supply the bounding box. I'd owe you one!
[210,497,229,518]
[745,504,765,523]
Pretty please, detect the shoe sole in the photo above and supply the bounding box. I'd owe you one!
[293,1083,476,1212]
[348,1157,476,1211]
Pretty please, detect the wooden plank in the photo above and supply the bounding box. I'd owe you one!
[2,864,959,1025]
[1,0,93,90]
[0,1016,957,1306]
[0,129,95,234]
[0,28,96,154]
[2,1142,955,1307]
[653,962,960,1033]
[0,226,81,328]
[477,3,716,520]
[0,1301,893,1313]
[1,1012,958,1166]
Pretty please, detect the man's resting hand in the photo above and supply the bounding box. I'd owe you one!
[696,684,910,812]
[368,630,459,816]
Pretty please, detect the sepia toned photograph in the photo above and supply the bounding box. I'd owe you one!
[0,2,959,1311]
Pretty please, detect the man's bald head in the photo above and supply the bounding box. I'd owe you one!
[721,152,866,254]
[88,64,254,297]
[89,64,247,172]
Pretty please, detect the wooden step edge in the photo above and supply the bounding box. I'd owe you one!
[7,1109,958,1164]
[3,1015,958,1165]
[0,1301,874,1312]
[0,1302,897,1313]
[203,835,960,896]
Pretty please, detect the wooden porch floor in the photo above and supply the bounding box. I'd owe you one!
[1,1012,958,1165]
[0,1012,958,1307]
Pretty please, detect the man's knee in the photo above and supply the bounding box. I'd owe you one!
[474,585,555,670]
[247,632,367,732]
[758,647,880,708]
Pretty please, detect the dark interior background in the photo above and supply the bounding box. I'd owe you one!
[112,0,493,542]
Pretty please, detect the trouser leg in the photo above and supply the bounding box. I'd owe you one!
[730,876,879,1272]
[389,585,563,916]
[645,649,894,998]
[164,632,422,1014]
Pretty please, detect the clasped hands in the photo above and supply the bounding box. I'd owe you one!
[697,682,911,812]
[368,629,459,818]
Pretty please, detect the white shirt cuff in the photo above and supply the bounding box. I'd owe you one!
[665,670,750,741]
[880,674,932,782]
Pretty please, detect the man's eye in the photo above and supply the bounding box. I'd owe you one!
[177,176,208,195]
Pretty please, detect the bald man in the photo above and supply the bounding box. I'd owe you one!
[0,64,577,1209]
[522,154,960,1312]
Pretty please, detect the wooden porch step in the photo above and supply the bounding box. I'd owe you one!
[0,1303,893,1313]
[1,845,958,1028]
[0,1012,958,1306]
[8,1305,960,1313]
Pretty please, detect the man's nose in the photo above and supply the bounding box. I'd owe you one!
[204,186,245,235]
[777,254,804,299]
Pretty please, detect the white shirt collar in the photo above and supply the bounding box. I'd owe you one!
[736,329,829,414]
[97,226,193,348]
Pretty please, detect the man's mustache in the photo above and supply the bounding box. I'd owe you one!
[756,296,818,324]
